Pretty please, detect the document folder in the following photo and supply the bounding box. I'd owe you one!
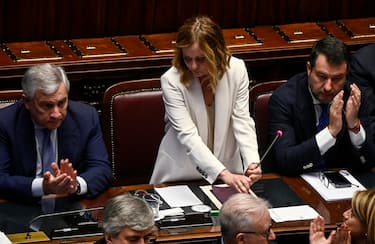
[200,178,304,209]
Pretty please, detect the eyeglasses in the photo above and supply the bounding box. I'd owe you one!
[319,171,330,188]
[318,171,359,189]
[238,223,272,238]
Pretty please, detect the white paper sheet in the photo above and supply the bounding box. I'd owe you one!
[155,185,203,208]
[269,205,319,222]
[301,169,366,201]
[0,232,11,244]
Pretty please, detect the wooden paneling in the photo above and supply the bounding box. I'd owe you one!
[0,0,374,42]
[0,0,374,110]
[1,18,375,110]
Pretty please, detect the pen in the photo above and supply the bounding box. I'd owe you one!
[54,227,79,232]
[77,221,98,226]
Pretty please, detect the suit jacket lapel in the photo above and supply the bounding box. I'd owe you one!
[296,79,316,137]
[17,107,37,174]
[57,112,79,162]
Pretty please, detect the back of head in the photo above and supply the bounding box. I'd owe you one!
[219,193,270,243]
[309,36,349,70]
[22,63,70,99]
[352,189,375,243]
[102,194,155,238]
[172,15,230,86]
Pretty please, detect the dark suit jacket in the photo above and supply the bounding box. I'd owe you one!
[350,43,375,100]
[268,72,375,175]
[0,100,113,200]
[350,43,375,143]
[95,238,106,244]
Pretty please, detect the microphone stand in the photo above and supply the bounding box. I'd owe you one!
[255,130,283,169]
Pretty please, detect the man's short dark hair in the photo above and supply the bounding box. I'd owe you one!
[309,36,349,70]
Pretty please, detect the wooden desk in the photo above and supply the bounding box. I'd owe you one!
[2,173,359,243]
[73,174,352,242]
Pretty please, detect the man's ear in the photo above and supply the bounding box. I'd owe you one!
[235,232,246,244]
[104,234,113,244]
[22,94,30,110]
[306,61,312,75]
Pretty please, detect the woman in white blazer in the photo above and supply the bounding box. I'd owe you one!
[150,15,261,193]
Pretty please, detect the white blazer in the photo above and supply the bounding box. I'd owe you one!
[150,56,259,184]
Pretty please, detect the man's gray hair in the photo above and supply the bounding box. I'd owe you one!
[21,63,70,99]
[102,194,155,237]
[219,193,271,243]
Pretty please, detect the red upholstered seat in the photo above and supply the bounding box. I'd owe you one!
[102,79,164,186]
[249,80,286,171]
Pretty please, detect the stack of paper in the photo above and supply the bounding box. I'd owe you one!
[301,170,366,201]
[269,205,319,222]
[155,185,203,208]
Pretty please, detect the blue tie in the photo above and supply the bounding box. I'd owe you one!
[40,129,56,213]
[317,104,329,132]
[42,129,54,173]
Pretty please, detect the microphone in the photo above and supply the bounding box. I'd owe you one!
[24,206,103,241]
[255,130,283,168]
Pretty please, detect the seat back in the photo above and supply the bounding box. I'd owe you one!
[249,80,286,161]
[0,90,23,109]
[102,79,164,186]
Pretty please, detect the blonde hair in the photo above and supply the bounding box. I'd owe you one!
[172,15,231,88]
[352,189,375,243]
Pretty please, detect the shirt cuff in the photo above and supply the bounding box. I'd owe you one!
[349,124,366,149]
[316,127,336,155]
[76,176,88,195]
[32,177,44,197]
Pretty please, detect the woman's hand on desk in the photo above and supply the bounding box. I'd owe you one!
[245,163,262,183]
[218,169,252,193]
